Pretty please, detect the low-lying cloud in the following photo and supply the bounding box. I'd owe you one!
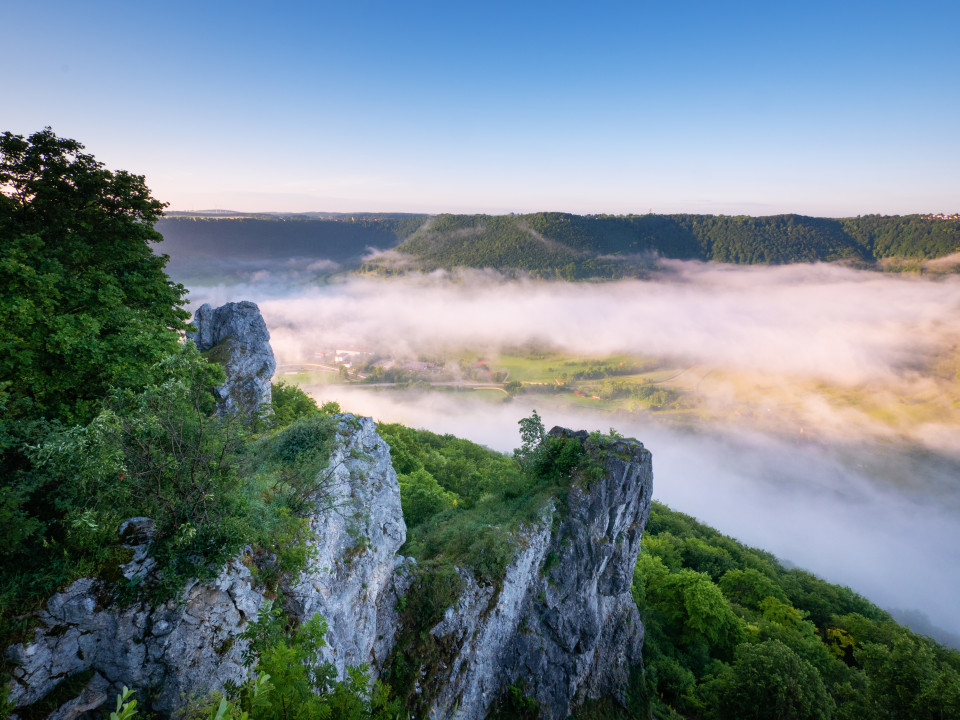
[190,263,960,386]
[186,261,960,643]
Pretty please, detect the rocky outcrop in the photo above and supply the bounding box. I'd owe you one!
[187,301,276,416]
[283,415,408,678]
[5,418,652,720]
[425,427,653,720]
[5,414,404,720]
[6,558,267,717]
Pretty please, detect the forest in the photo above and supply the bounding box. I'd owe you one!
[368,212,960,278]
[155,211,960,283]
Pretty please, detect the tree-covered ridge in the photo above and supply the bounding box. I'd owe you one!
[588,501,960,720]
[367,212,960,277]
[155,214,427,283]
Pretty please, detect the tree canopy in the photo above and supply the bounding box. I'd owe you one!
[0,127,189,430]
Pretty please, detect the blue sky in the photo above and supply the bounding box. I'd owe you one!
[4,0,958,215]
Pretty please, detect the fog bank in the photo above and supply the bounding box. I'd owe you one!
[190,264,960,386]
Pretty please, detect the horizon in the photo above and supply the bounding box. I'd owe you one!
[163,208,959,219]
[6,0,958,216]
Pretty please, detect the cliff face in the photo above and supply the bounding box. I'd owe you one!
[282,415,407,678]
[5,415,404,720]
[5,385,651,719]
[425,428,653,720]
[186,301,276,416]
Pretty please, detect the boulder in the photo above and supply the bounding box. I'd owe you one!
[186,301,276,417]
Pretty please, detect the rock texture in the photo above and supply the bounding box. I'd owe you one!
[283,415,408,678]
[5,415,404,720]
[6,558,267,718]
[426,427,653,720]
[187,301,276,416]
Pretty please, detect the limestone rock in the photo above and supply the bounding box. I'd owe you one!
[187,301,276,416]
[283,415,408,679]
[425,427,653,720]
[5,557,267,717]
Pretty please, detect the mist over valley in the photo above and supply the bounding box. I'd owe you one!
[170,239,960,644]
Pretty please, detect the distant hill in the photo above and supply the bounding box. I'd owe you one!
[154,212,960,282]
[155,215,427,282]
[364,212,960,278]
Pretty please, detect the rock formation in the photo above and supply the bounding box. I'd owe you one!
[186,301,276,416]
[424,427,653,720]
[5,302,654,719]
[5,415,406,719]
[283,415,408,678]
[6,557,267,717]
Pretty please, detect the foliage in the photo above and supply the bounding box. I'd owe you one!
[623,501,960,720]
[369,211,960,278]
[0,128,194,633]
[698,640,834,720]
[270,381,320,426]
[110,687,138,720]
[0,128,188,430]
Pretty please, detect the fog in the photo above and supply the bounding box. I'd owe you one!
[191,263,960,386]
[184,262,960,643]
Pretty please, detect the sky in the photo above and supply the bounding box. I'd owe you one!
[4,0,959,215]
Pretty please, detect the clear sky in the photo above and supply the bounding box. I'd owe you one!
[4,0,959,216]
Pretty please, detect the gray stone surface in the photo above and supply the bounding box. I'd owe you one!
[283,415,408,678]
[426,427,653,720]
[187,301,276,416]
[5,558,266,717]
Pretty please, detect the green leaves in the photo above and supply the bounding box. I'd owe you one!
[0,129,188,430]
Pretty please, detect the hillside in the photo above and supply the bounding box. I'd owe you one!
[155,214,426,282]
[152,212,960,283]
[360,212,960,278]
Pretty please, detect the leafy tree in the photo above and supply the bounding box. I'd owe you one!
[0,129,192,626]
[700,640,834,720]
[398,468,457,528]
[516,410,546,464]
[719,567,788,609]
[271,381,320,426]
[0,127,188,429]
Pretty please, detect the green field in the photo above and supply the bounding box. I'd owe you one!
[281,343,960,447]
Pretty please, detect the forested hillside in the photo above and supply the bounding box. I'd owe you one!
[155,214,426,281]
[154,212,960,281]
[362,212,960,278]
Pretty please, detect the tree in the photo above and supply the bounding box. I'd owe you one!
[0,127,188,430]
[703,640,834,720]
[514,410,545,467]
[0,129,190,625]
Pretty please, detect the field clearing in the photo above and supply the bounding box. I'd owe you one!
[280,345,960,446]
